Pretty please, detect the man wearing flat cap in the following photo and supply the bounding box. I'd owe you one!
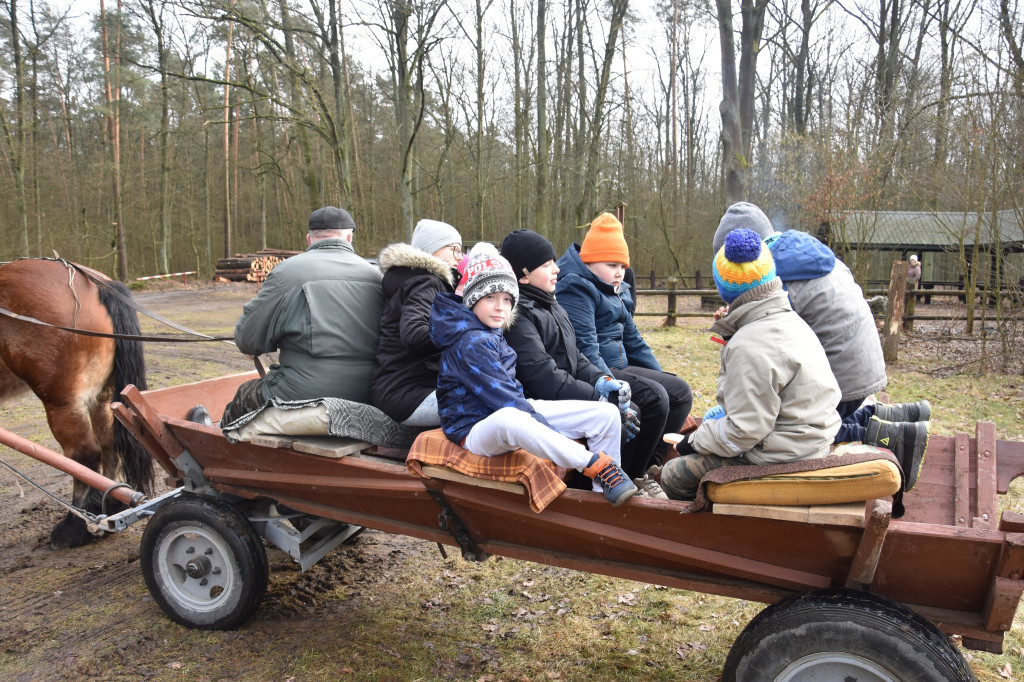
[221,206,384,424]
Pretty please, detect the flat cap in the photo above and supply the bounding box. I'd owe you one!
[308,206,356,231]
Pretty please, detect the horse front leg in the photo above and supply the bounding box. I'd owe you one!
[45,405,105,549]
[50,482,102,549]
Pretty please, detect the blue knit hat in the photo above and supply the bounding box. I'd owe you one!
[713,228,776,304]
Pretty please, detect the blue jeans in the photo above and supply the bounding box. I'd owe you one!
[834,399,876,443]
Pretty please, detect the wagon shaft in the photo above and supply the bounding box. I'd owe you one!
[0,425,144,509]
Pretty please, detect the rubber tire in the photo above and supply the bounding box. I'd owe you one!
[140,495,269,630]
[722,588,976,682]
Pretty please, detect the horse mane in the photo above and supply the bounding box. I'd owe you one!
[97,282,154,497]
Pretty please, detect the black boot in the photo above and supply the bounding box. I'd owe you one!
[865,416,930,491]
[874,400,931,423]
[187,405,213,427]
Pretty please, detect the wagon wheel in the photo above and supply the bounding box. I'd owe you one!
[722,588,976,682]
[140,495,269,630]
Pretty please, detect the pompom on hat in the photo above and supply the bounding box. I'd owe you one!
[580,212,630,267]
[713,228,777,304]
[462,242,519,310]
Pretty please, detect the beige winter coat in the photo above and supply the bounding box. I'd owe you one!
[692,281,841,464]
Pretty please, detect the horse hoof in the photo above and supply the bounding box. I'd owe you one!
[49,516,93,549]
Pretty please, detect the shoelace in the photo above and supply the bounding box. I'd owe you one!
[596,463,627,488]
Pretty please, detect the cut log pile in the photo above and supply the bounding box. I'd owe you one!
[213,248,301,282]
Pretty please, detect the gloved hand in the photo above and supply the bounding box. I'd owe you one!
[622,407,640,442]
[675,433,697,456]
[703,405,726,421]
[595,376,631,411]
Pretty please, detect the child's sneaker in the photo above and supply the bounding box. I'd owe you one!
[865,416,930,491]
[632,474,669,500]
[583,453,637,507]
[874,400,931,423]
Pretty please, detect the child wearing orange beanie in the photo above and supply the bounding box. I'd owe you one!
[555,212,693,481]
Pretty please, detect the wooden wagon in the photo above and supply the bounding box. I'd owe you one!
[4,369,1023,680]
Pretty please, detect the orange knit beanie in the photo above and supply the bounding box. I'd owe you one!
[579,213,630,266]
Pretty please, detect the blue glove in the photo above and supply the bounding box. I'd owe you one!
[622,407,640,442]
[595,376,631,411]
[703,405,726,421]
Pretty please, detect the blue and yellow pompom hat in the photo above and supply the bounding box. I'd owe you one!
[713,228,776,304]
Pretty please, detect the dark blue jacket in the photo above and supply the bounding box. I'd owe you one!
[429,293,554,444]
[555,243,661,374]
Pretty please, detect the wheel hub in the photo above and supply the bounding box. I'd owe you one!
[185,555,211,579]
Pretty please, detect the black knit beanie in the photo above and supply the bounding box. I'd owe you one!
[500,230,557,279]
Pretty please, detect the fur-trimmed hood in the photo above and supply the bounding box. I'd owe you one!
[377,242,455,286]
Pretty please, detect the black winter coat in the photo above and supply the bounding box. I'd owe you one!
[504,284,607,402]
[371,243,456,422]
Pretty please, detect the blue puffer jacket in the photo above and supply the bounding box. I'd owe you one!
[555,243,661,374]
[769,230,887,402]
[429,293,555,445]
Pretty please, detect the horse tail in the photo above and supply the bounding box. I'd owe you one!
[98,282,154,497]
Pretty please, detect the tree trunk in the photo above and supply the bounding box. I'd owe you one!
[535,0,549,237]
[716,0,768,205]
[100,0,128,280]
[580,0,628,220]
[278,0,321,211]
[7,0,30,255]
[143,0,172,274]
[510,0,525,230]
[222,17,233,258]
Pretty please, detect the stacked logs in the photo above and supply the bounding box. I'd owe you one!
[214,248,300,282]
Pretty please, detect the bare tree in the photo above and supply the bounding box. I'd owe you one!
[717,0,769,205]
[536,0,549,235]
[578,0,629,221]
[364,0,451,240]
[100,0,128,280]
[137,0,173,273]
[0,0,30,255]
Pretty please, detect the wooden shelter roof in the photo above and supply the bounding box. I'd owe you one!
[836,209,1024,252]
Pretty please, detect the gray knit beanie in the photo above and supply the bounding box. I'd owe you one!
[712,202,775,255]
[411,219,462,256]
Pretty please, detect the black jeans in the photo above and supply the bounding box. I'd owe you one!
[612,365,693,478]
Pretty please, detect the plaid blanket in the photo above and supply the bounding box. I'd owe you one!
[406,429,567,513]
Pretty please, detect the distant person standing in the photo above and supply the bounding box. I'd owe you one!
[906,255,922,289]
[220,206,384,425]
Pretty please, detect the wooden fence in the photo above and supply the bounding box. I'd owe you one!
[633,287,1022,323]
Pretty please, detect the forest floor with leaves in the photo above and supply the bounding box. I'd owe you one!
[0,282,1022,681]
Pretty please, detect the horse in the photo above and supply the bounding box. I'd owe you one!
[0,258,152,548]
